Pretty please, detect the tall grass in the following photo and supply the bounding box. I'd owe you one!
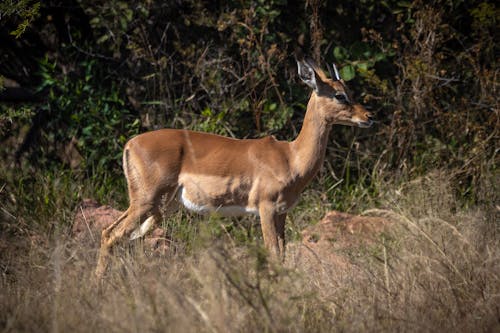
[1,169,498,332]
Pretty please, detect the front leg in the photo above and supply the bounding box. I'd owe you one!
[259,202,286,261]
[275,213,286,262]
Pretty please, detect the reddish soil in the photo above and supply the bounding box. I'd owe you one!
[288,210,391,274]
[72,199,170,254]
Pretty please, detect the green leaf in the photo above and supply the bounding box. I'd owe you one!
[96,34,110,44]
[333,46,348,61]
[202,107,212,117]
[357,62,369,71]
[375,53,386,62]
[340,65,356,81]
[89,17,100,26]
[131,118,140,127]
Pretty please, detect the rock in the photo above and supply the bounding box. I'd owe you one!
[302,210,390,248]
[288,210,391,274]
[72,199,123,241]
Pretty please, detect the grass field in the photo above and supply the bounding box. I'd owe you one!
[1,168,498,332]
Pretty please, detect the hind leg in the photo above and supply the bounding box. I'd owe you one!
[130,188,180,240]
[95,201,156,279]
[95,187,180,279]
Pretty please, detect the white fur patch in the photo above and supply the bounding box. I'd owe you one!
[130,215,156,240]
[180,187,258,217]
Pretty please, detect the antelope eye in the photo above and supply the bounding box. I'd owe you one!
[334,93,348,103]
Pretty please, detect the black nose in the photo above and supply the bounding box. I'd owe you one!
[367,113,375,121]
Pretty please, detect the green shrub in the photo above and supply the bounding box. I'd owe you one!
[36,56,140,173]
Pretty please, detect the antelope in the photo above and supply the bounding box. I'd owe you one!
[95,53,373,278]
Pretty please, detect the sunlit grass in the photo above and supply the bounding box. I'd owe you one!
[1,166,498,332]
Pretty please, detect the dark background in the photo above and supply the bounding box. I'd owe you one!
[0,0,497,209]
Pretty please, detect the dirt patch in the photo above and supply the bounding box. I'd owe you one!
[288,211,391,274]
[72,199,170,254]
[72,199,122,241]
[302,211,390,247]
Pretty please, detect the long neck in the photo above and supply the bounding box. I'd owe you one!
[290,93,331,186]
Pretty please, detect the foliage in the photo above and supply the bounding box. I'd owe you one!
[332,43,392,82]
[0,0,496,204]
[35,56,140,172]
[0,0,40,38]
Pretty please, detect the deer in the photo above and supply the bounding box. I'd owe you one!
[95,52,373,278]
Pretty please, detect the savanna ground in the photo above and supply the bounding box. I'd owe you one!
[1,1,499,332]
[1,167,499,332]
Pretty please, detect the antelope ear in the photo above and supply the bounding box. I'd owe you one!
[297,58,319,92]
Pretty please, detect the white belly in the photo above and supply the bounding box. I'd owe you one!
[180,187,258,216]
[178,173,259,217]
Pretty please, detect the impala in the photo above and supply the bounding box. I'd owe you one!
[95,53,373,278]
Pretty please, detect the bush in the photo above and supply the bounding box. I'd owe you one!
[24,56,140,173]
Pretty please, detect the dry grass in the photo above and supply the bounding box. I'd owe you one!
[1,172,499,332]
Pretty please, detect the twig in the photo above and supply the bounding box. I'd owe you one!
[79,205,96,243]
[67,22,115,61]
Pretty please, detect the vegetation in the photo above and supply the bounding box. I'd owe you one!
[0,0,498,332]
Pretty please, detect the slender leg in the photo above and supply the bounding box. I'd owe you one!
[95,186,180,279]
[102,209,129,237]
[259,202,280,260]
[130,186,179,240]
[95,202,154,279]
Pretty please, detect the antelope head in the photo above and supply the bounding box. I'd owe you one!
[296,55,373,128]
